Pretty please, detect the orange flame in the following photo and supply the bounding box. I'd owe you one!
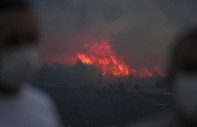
[72,41,165,77]
[130,66,165,78]
[73,42,129,76]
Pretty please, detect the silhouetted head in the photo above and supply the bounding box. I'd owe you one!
[0,0,38,49]
[168,27,197,86]
[168,27,197,125]
[0,0,39,96]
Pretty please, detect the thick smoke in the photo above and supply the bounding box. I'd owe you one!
[31,0,197,70]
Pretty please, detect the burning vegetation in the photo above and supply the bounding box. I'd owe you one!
[72,42,129,76]
[71,42,165,77]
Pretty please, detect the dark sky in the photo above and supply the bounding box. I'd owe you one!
[31,0,197,70]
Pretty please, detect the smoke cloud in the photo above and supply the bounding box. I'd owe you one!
[31,0,197,70]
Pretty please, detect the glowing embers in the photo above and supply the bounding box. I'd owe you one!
[130,66,166,77]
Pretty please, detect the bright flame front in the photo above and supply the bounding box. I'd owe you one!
[73,42,130,76]
[72,41,165,77]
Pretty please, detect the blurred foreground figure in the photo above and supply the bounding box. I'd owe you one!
[133,28,197,127]
[0,0,60,127]
[167,27,197,127]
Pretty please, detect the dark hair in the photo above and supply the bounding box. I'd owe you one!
[172,27,197,65]
[0,0,31,11]
[167,27,197,88]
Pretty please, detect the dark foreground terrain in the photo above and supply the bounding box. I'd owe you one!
[37,86,174,127]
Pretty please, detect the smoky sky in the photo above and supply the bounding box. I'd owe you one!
[31,0,197,70]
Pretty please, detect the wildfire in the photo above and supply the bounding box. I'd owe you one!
[130,66,166,78]
[73,42,129,76]
[72,41,165,77]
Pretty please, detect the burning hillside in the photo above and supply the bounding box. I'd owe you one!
[71,42,165,77]
[72,42,129,76]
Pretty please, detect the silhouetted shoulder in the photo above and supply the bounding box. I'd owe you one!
[23,84,53,106]
[22,83,60,122]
